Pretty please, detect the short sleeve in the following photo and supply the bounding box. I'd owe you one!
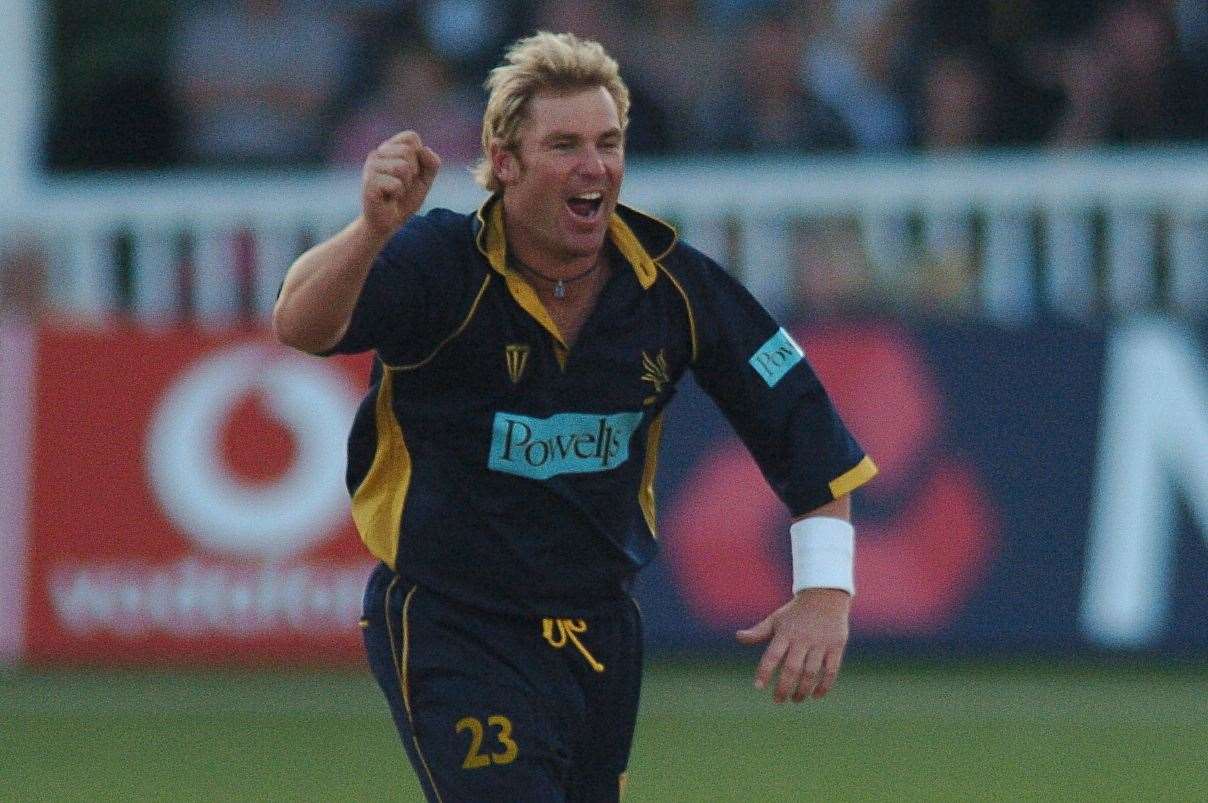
[326,210,474,364]
[680,246,876,514]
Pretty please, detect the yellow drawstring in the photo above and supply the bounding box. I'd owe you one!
[541,618,606,673]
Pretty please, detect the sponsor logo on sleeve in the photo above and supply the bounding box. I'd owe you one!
[488,411,644,480]
[749,328,804,387]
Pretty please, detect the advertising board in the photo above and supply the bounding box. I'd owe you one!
[9,317,1207,664]
[25,326,373,664]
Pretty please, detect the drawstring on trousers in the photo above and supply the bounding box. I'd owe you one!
[541,618,605,673]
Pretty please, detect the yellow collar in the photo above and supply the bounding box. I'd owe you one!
[473,195,674,291]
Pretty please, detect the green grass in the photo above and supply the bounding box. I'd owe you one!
[2,660,1205,801]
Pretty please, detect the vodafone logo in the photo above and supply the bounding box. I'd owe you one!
[146,344,358,561]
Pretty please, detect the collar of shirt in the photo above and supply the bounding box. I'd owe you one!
[472,194,677,293]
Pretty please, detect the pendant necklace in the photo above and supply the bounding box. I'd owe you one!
[513,256,602,299]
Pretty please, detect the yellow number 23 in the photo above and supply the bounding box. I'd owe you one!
[456,715,519,769]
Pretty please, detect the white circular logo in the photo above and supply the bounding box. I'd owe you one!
[146,344,359,561]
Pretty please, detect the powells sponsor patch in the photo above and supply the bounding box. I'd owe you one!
[749,328,804,387]
[489,411,644,480]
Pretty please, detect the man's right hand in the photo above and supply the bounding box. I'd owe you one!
[275,132,441,354]
[361,131,443,238]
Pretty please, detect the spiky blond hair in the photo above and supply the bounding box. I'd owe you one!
[473,31,630,191]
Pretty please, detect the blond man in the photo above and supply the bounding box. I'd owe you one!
[275,32,876,802]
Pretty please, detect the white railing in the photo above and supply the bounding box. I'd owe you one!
[2,148,1206,322]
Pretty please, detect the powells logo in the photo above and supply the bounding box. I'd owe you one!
[750,328,804,387]
[489,411,644,480]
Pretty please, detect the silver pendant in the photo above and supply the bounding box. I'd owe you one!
[554,280,566,299]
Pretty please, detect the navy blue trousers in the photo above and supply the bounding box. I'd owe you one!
[361,563,643,802]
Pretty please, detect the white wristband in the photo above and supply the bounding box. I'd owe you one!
[790,516,855,596]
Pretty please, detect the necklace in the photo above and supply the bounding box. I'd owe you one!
[512,255,602,299]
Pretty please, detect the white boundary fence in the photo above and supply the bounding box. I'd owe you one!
[2,148,1206,322]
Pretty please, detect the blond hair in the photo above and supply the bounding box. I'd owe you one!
[473,31,630,191]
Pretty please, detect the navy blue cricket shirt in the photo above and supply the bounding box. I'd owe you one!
[328,195,877,616]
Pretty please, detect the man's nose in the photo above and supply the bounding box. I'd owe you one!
[578,147,606,177]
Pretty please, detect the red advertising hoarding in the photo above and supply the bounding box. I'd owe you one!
[27,325,373,665]
[18,318,1206,663]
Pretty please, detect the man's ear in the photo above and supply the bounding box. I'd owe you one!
[490,139,518,185]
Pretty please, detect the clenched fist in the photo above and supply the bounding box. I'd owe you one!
[361,131,442,238]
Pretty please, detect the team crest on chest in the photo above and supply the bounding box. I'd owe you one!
[505,343,530,384]
[641,349,670,404]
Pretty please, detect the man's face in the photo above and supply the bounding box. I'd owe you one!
[496,85,624,262]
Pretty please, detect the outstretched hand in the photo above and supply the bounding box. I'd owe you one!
[735,588,851,703]
[361,131,442,239]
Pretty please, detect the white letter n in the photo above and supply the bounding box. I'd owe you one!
[1081,319,1208,647]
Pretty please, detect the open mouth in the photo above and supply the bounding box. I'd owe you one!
[566,191,603,220]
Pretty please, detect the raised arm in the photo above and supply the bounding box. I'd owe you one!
[272,131,441,354]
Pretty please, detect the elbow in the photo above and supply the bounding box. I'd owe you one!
[271,298,315,354]
[271,297,343,355]
[271,298,297,349]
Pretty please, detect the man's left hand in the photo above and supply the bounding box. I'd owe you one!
[735,588,851,703]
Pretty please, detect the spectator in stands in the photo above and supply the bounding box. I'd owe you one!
[699,0,787,26]
[417,0,532,83]
[907,51,990,315]
[617,0,720,151]
[1044,35,1114,147]
[906,0,1093,148]
[530,0,626,63]
[1090,0,1207,144]
[708,10,855,153]
[1172,0,1208,74]
[326,1,421,123]
[801,0,914,151]
[45,0,181,170]
[328,44,482,168]
[169,0,353,166]
[1041,1,1207,147]
[917,50,992,150]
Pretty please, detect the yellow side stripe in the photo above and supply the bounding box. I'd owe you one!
[355,274,491,568]
[398,584,415,718]
[349,368,411,568]
[829,455,879,499]
[386,582,443,803]
[638,413,665,538]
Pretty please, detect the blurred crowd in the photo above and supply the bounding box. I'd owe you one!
[9,0,1205,322]
[48,0,1208,170]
